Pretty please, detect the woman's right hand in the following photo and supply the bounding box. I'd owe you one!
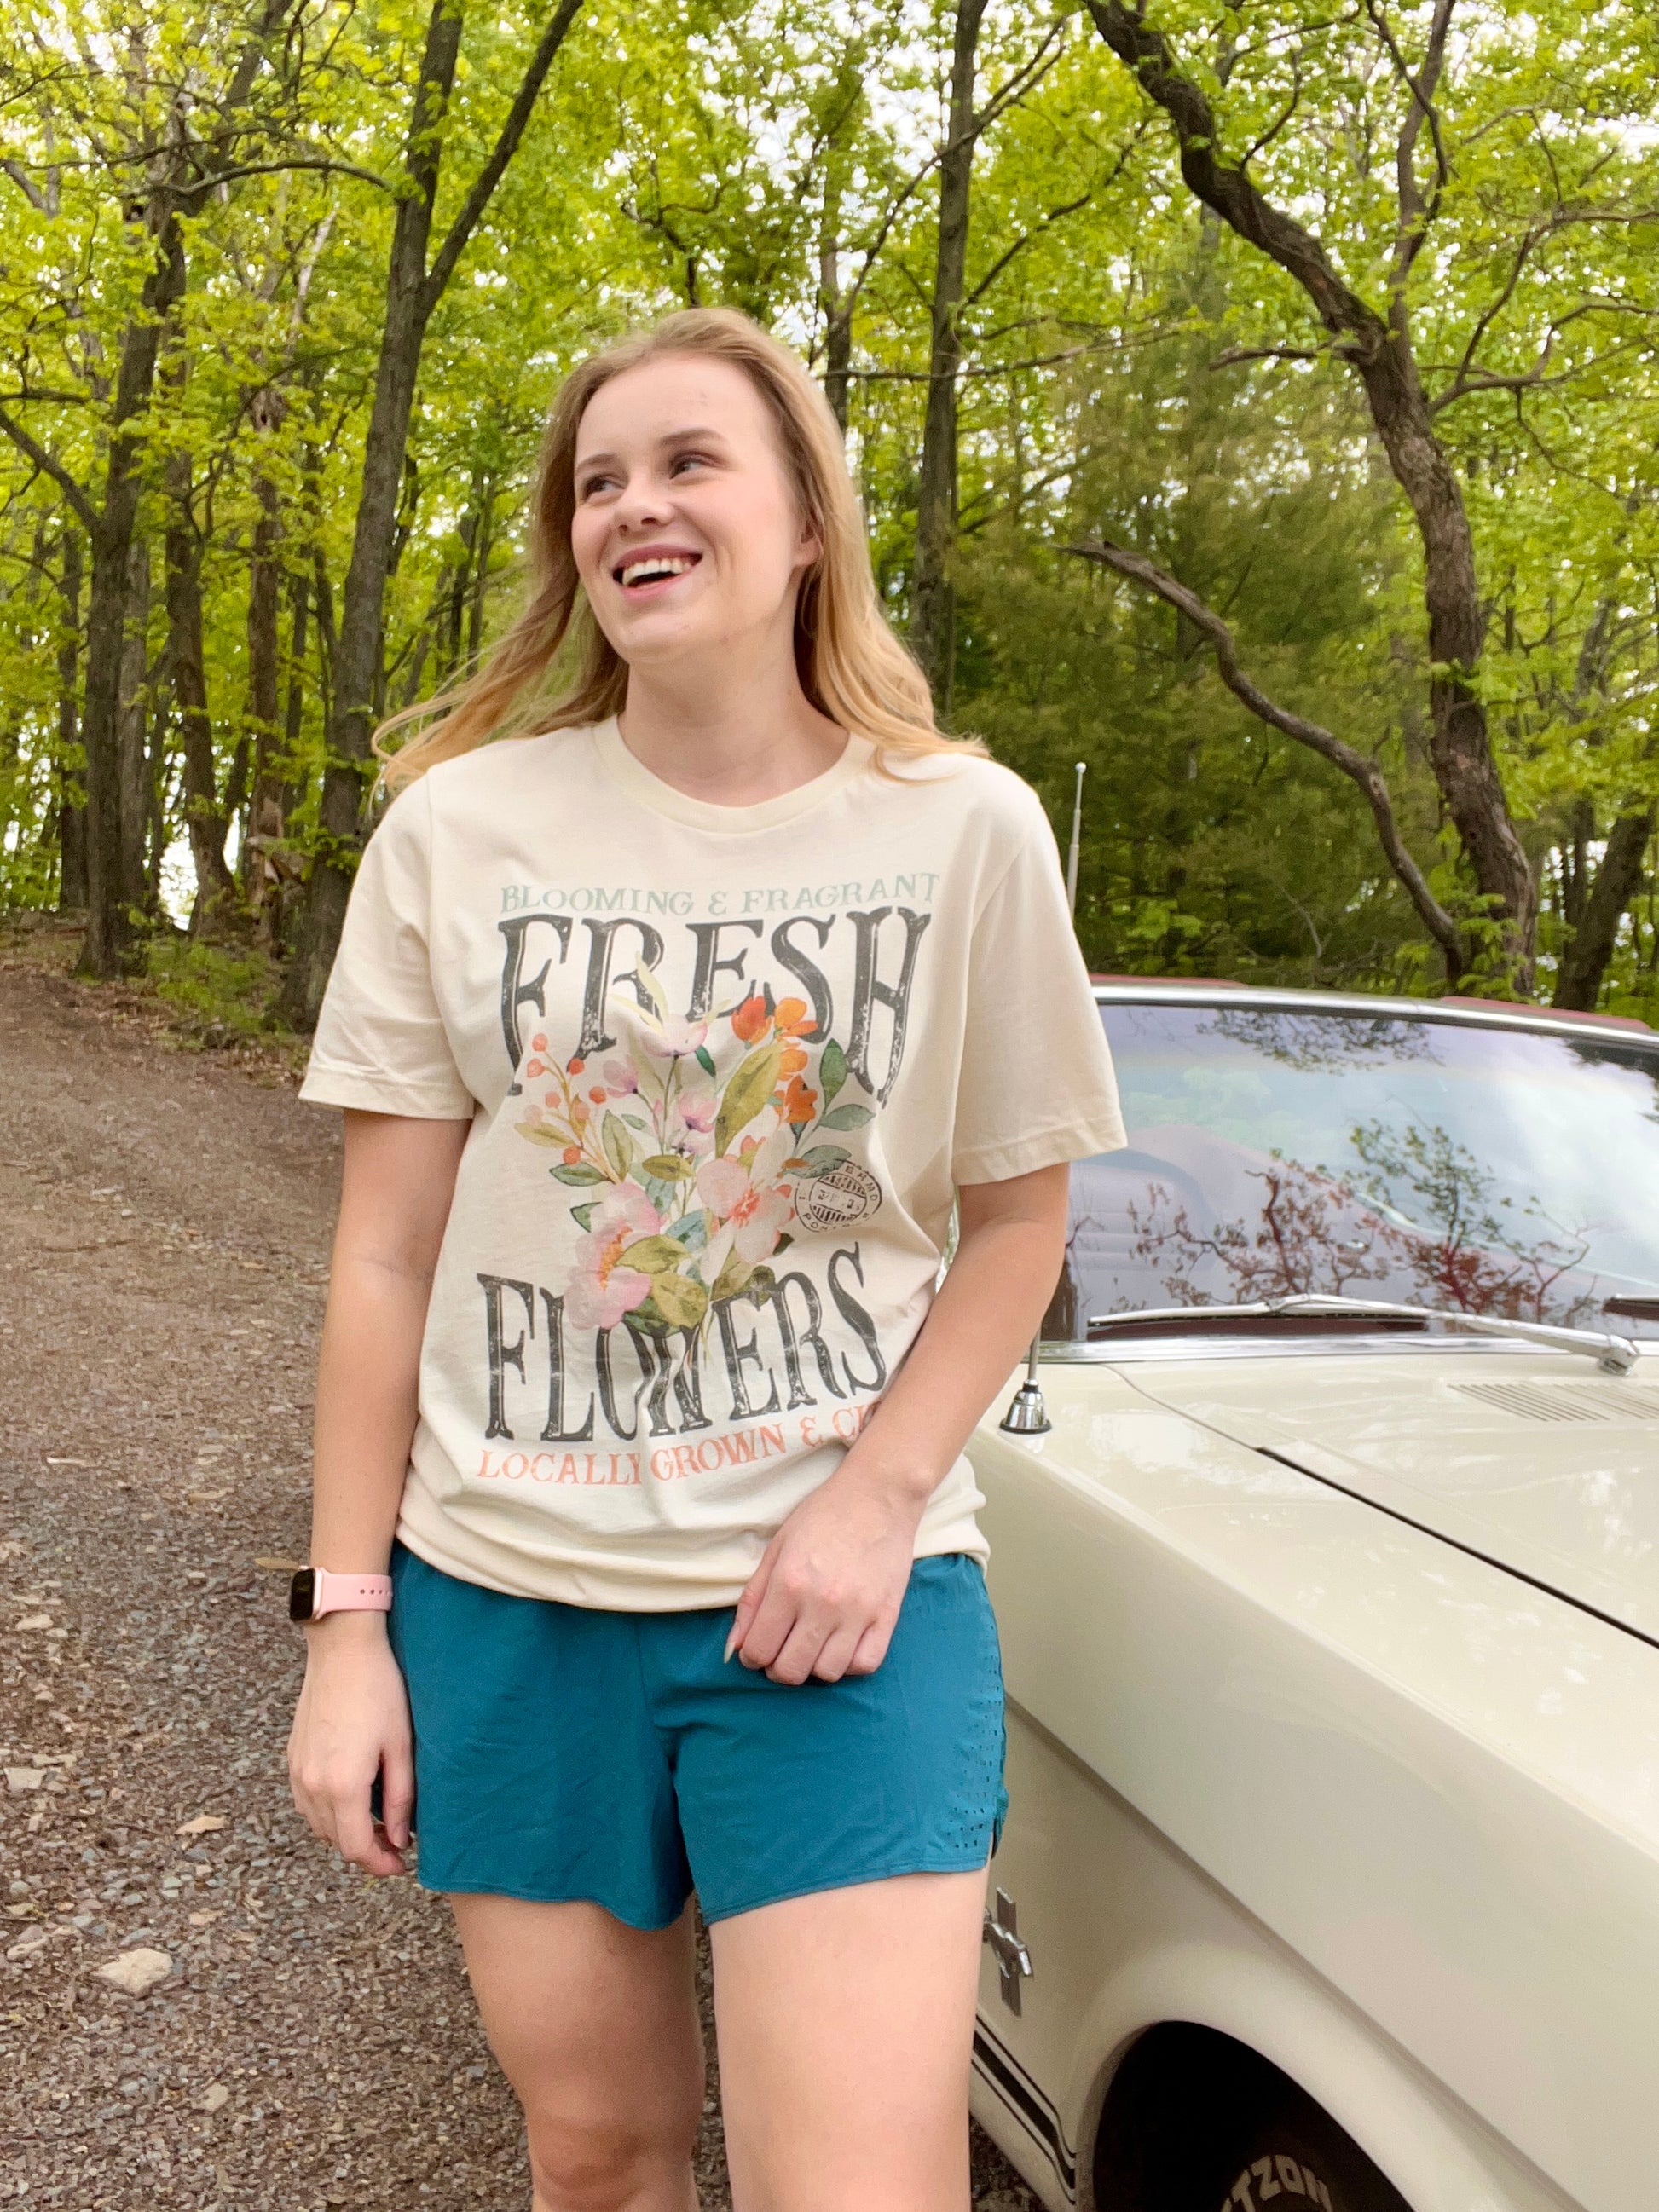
[288,1615,414,1877]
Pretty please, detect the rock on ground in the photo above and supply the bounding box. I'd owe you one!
[0,924,1041,2211]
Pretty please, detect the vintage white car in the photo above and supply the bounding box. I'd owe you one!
[967,982,1659,2212]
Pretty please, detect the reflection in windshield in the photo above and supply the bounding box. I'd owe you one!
[1052,1004,1659,1342]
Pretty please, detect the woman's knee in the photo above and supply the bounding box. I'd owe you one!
[526,2104,699,2212]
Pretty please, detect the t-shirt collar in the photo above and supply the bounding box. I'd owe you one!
[590,715,873,832]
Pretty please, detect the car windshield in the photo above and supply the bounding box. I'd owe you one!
[1051,1002,1659,1343]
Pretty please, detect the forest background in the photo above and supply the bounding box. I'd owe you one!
[2,0,1656,1033]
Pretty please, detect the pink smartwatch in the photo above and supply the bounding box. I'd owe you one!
[288,1567,393,1624]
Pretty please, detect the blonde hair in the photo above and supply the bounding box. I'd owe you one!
[377,307,982,788]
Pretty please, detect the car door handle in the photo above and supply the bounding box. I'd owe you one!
[983,1889,1032,2013]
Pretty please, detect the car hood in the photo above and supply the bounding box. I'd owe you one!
[1115,1350,1659,1646]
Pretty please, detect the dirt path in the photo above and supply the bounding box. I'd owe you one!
[0,929,1036,2210]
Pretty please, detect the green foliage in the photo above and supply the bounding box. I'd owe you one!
[0,0,1656,1008]
[145,938,286,1045]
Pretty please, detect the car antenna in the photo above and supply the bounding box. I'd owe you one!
[1001,760,1087,1435]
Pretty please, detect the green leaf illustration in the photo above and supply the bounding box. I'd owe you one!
[643,1152,696,1181]
[570,1203,599,1232]
[818,1037,847,1106]
[715,1042,782,1155]
[746,1264,777,1303]
[515,1122,569,1146]
[695,1044,717,1077]
[620,1234,689,1274]
[710,1256,754,1302]
[602,1115,634,1181]
[634,961,669,1019]
[818,1102,872,1130]
[794,1145,850,1178]
[651,1271,709,1328]
[549,1163,607,1185]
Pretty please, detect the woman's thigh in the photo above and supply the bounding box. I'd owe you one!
[451,1893,704,2205]
[709,1868,986,2212]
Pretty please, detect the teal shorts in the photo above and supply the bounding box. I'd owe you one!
[385,1541,1007,1927]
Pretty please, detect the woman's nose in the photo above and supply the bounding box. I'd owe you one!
[611,471,672,532]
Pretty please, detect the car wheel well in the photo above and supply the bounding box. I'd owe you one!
[1091,2022,1410,2212]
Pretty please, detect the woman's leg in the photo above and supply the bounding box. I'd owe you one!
[452,1893,705,2212]
[709,1868,986,2212]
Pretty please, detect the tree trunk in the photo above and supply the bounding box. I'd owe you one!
[55,529,88,912]
[74,206,190,973]
[282,0,586,1028]
[1083,0,1537,986]
[280,1,461,1028]
[244,397,286,925]
[1346,336,1537,967]
[910,0,987,718]
[1552,807,1654,1012]
[163,445,238,934]
[116,534,155,918]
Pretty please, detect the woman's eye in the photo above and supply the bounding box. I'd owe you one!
[669,453,709,476]
[580,474,616,498]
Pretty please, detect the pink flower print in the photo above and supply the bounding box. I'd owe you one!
[601,1059,638,1096]
[671,1078,718,1152]
[643,1013,708,1060]
[559,1185,662,1331]
[696,1158,794,1262]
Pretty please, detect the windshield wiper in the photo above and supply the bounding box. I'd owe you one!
[1087,1292,1639,1374]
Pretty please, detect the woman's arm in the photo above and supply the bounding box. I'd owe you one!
[287,1108,470,1874]
[726,1161,1069,1684]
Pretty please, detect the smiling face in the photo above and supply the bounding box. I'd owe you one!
[569,354,822,677]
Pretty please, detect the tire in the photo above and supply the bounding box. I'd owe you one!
[1203,2090,1410,2212]
[1094,2027,1413,2212]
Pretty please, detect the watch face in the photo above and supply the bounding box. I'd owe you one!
[288,1568,317,1624]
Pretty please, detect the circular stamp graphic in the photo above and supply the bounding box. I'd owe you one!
[796,1159,882,1233]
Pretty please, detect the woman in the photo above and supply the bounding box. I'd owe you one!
[287,306,1124,2212]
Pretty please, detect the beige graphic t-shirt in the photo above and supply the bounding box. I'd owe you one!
[299,718,1126,1608]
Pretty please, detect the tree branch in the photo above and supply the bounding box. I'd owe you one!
[972,20,1068,138]
[1364,0,1454,292]
[0,406,97,538]
[1064,534,1465,969]
[964,191,1093,307]
[1,158,51,211]
[421,0,585,317]
[1083,0,1387,358]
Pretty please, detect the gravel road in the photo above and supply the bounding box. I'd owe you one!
[0,924,1038,2210]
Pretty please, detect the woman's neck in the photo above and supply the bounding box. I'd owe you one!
[616,657,848,807]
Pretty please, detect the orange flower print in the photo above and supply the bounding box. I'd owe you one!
[731,992,771,1044]
[777,1044,809,1077]
[781,1074,818,1126]
[773,996,817,1039]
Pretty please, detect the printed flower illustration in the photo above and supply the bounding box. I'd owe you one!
[642,1012,708,1060]
[517,960,881,1338]
[560,1185,662,1331]
[697,1149,794,1262]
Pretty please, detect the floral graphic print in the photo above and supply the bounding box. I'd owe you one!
[514,965,877,1336]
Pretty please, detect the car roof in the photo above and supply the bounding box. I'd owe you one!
[1087,977,1657,1051]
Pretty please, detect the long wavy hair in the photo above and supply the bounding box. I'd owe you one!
[377,307,981,788]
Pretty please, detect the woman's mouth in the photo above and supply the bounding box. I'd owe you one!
[614,552,701,598]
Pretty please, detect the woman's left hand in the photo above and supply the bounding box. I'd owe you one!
[725,1459,927,1684]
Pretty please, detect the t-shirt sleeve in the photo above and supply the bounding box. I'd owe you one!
[298,779,475,1119]
[951,785,1127,1185]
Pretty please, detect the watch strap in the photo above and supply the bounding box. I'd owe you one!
[291,1566,393,1622]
